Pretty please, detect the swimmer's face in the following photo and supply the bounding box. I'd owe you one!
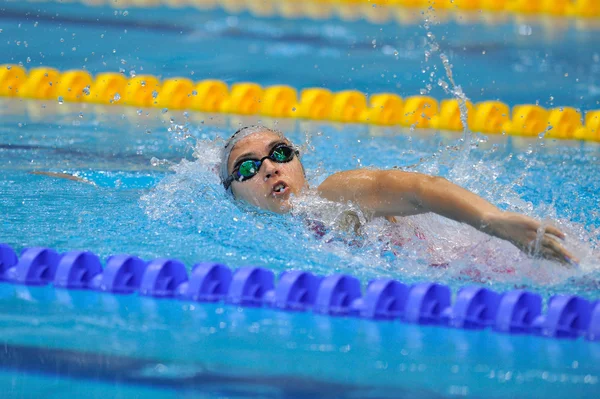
[227,130,307,213]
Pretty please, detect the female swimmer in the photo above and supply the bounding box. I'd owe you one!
[219,125,577,265]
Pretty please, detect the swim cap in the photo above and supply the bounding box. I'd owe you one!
[219,125,285,189]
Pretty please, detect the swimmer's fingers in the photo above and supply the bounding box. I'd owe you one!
[541,234,578,267]
[543,225,566,240]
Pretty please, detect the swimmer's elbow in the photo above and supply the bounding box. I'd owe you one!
[412,174,449,205]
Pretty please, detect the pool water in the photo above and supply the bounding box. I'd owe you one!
[1,1,600,398]
[1,100,599,296]
[1,99,599,398]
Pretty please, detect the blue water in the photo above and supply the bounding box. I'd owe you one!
[1,1,600,398]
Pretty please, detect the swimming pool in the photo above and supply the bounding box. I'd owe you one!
[1,0,600,398]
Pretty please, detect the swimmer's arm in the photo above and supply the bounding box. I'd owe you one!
[29,171,94,185]
[317,169,494,222]
[317,170,576,264]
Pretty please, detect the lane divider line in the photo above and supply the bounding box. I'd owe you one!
[1,65,599,141]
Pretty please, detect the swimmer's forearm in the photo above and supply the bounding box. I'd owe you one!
[403,173,501,231]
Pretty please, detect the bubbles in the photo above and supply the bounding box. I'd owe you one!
[518,25,533,36]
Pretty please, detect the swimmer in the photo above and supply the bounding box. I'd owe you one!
[220,125,577,266]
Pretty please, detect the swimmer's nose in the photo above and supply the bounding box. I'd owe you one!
[262,158,280,180]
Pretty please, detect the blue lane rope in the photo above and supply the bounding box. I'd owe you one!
[0,243,598,341]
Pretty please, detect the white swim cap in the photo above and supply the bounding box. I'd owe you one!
[219,125,285,189]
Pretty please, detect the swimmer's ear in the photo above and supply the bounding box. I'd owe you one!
[29,171,95,185]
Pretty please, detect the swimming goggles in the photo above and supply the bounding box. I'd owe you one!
[223,144,299,190]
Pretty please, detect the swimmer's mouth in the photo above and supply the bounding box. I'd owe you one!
[272,181,289,197]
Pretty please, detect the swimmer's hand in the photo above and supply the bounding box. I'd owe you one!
[482,211,578,266]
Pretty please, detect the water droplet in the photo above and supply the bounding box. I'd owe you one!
[78,112,83,118]
[291,107,296,112]
[152,90,158,99]
[82,86,90,96]
[26,57,31,63]
[518,25,532,36]
[113,93,121,102]
[57,96,64,104]
[60,38,64,43]
[123,11,129,16]
[137,109,143,115]
[161,108,168,113]
[140,80,146,86]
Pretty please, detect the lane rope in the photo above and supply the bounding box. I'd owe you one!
[0,243,598,341]
[1,64,598,141]
[17,0,600,23]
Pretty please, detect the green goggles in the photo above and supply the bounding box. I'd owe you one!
[223,144,299,190]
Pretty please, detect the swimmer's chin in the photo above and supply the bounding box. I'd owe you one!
[268,195,299,214]
[268,197,293,214]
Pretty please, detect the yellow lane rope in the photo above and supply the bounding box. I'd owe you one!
[24,0,600,23]
[0,65,598,141]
